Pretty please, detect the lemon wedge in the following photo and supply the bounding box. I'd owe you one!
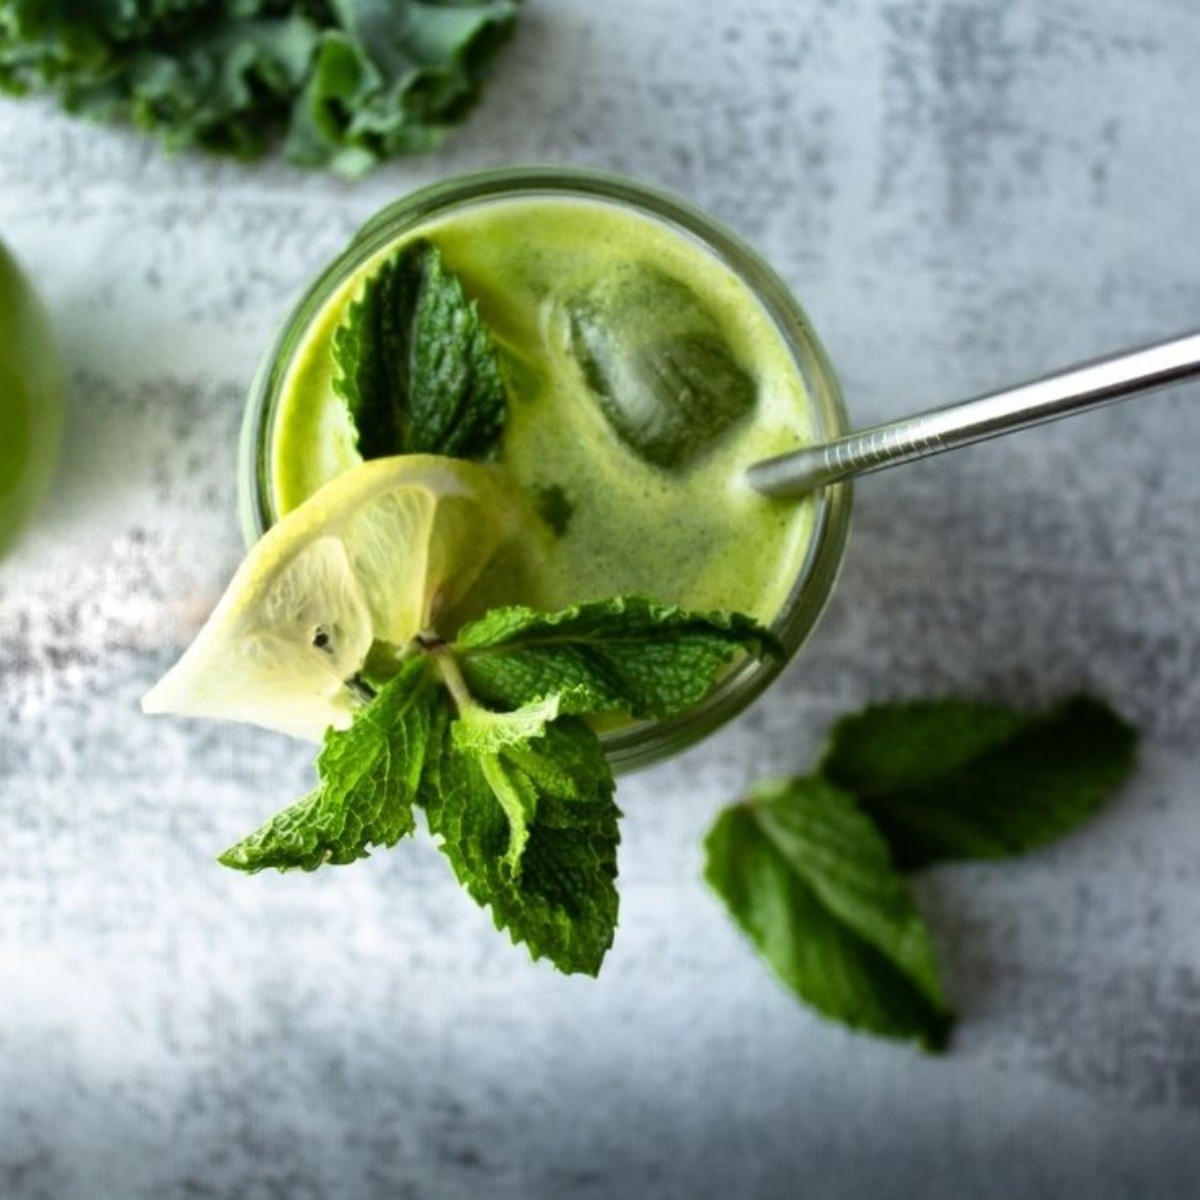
[142,455,522,742]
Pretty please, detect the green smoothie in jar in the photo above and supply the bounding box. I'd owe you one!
[270,196,818,631]
[241,169,850,768]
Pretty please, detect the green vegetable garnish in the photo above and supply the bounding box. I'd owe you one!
[220,597,774,976]
[0,0,521,176]
[822,696,1138,870]
[427,698,621,978]
[706,777,952,1051]
[705,696,1138,1049]
[332,239,508,460]
[217,656,436,873]
[456,596,781,719]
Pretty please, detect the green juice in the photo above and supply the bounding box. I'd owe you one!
[269,197,816,631]
[0,240,64,557]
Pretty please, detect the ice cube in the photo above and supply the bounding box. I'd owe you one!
[564,265,757,469]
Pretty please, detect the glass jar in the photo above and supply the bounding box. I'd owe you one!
[239,166,852,771]
[0,239,64,559]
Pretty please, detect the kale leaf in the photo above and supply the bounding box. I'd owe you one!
[0,0,521,175]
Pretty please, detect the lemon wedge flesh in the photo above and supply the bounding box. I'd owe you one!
[142,455,521,742]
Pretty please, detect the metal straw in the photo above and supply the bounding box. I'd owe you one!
[747,331,1200,497]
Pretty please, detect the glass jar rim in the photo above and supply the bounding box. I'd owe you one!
[239,165,852,773]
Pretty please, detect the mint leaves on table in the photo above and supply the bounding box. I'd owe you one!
[822,696,1138,871]
[705,696,1137,1049]
[333,239,508,461]
[706,778,952,1051]
[0,1,521,176]
[221,597,773,977]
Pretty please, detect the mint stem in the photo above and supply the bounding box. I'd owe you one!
[433,648,475,715]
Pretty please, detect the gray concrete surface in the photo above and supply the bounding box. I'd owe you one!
[4,1,1200,1196]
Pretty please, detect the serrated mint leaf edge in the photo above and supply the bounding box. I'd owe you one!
[455,595,782,719]
[218,657,438,873]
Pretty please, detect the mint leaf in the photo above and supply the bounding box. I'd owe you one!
[705,777,952,1050]
[333,239,507,461]
[452,693,561,871]
[0,1,521,175]
[821,696,1138,870]
[456,596,780,719]
[422,702,620,976]
[219,658,436,872]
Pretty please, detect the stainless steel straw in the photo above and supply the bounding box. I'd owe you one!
[747,331,1200,497]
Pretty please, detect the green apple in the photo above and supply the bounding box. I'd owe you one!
[0,238,64,557]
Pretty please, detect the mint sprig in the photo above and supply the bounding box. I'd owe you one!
[231,239,779,975]
[333,239,508,461]
[705,695,1137,1050]
[221,596,776,976]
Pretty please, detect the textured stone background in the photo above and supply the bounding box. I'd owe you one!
[4,1,1200,1197]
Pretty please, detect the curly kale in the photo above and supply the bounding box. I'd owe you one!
[0,0,521,174]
